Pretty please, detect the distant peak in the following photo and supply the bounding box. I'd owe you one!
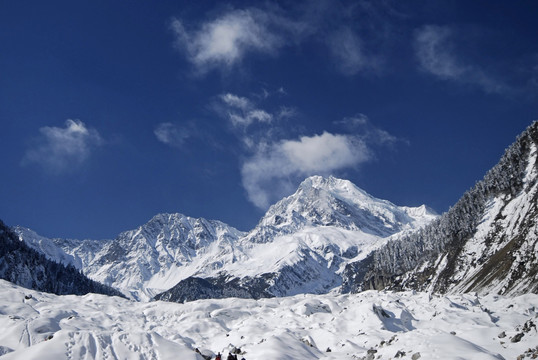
[297,175,372,200]
[299,175,353,190]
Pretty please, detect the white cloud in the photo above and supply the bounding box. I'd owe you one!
[277,106,297,120]
[154,122,190,147]
[241,132,370,208]
[171,9,289,73]
[217,92,274,129]
[22,119,102,173]
[170,3,398,77]
[219,93,252,110]
[414,25,507,94]
[282,132,367,172]
[246,109,272,124]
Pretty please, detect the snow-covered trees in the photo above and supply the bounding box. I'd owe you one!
[348,121,538,293]
[0,219,124,297]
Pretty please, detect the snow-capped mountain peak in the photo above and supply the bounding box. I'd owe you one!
[246,175,436,243]
[14,175,437,302]
[14,213,246,301]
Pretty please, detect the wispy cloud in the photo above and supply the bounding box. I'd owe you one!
[22,119,102,174]
[171,8,307,74]
[241,132,370,209]
[170,4,393,77]
[220,93,252,110]
[213,92,400,209]
[414,25,507,94]
[327,27,380,75]
[334,114,401,146]
[216,92,273,129]
[154,122,191,147]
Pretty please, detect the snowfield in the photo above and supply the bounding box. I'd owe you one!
[0,280,536,360]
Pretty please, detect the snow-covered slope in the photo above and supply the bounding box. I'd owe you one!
[348,121,538,296]
[16,214,245,301]
[0,221,122,298]
[15,177,436,302]
[1,279,536,360]
[156,177,436,302]
[244,175,435,243]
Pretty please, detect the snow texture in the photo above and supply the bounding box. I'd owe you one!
[0,279,535,359]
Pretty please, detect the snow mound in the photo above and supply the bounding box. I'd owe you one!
[1,280,535,359]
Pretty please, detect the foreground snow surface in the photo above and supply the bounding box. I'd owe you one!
[0,280,536,359]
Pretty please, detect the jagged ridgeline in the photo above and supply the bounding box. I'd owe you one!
[346,121,538,295]
[0,220,124,297]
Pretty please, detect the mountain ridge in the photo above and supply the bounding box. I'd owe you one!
[14,122,538,302]
[154,176,436,302]
[0,220,123,298]
[14,176,435,301]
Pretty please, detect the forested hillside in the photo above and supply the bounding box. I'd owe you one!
[344,121,538,295]
[0,220,124,297]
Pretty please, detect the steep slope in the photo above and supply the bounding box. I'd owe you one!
[16,214,245,301]
[345,121,538,296]
[156,177,436,302]
[244,175,435,243]
[0,220,122,297]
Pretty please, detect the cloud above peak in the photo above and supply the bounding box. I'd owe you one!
[22,119,102,174]
[241,132,370,209]
[210,91,401,209]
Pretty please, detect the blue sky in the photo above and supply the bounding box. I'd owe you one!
[1,1,537,239]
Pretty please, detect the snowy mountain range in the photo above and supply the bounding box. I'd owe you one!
[14,176,436,302]
[3,123,538,360]
[15,215,245,301]
[155,176,436,302]
[11,121,538,303]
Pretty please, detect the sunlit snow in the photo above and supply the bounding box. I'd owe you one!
[1,280,535,359]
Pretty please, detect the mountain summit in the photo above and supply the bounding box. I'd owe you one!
[155,176,436,302]
[245,175,436,243]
